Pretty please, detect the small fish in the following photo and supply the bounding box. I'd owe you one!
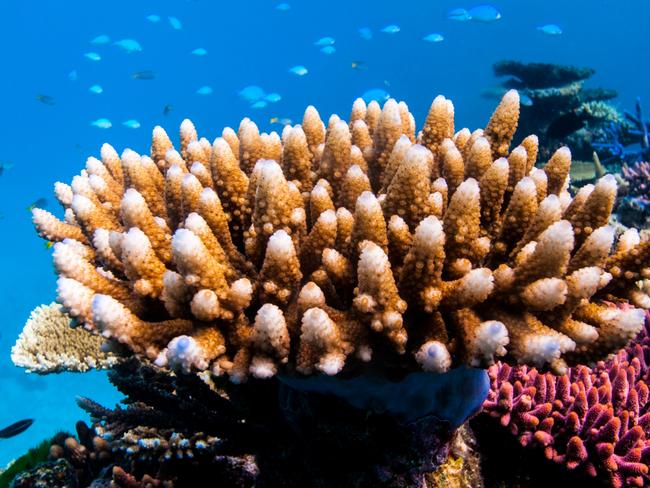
[191,48,207,56]
[168,16,183,30]
[89,84,103,94]
[270,117,292,125]
[114,39,142,53]
[68,70,78,82]
[423,33,444,43]
[361,88,390,104]
[358,27,373,40]
[44,241,54,250]
[27,198,48,211]
[146,14,161,23]
[91,118,112,129]
[122,119,141,129]
[36,94,56,106]
[0,162,14,176]
[289,65,308,76]
[351,60,367,70]
[314,36,335,47]
[468,5,501,23]
[520,94,533,106]
[163,104,173,116]
[196,86,213,95]
[264,93,282,103]
[0,419,34,439]
[251,100,268,109]
[447,8,471,21]
[537,24,562,35]
[381,25,400,34]
[239,85,266,102]
[275,3,291,11]
[131,70,156,80]
[320,46,336,55]
[84,52,101,61]
[91,34,110,45]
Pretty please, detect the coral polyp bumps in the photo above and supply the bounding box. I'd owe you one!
[29,90,650,381]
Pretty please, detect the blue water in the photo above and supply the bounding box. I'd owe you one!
[0,0,648,466]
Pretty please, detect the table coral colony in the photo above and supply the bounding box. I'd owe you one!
[17,89,650,485]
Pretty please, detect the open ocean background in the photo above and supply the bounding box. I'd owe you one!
[0,0,648,466]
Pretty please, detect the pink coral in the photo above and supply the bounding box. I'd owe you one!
[483,307,650,488]
[622,161,650,198]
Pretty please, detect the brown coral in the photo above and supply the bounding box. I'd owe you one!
[26,90,650,381]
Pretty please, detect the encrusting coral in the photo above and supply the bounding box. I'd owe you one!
[11,302,118,373]
[27,89,650,383]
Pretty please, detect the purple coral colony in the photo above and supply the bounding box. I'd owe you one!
[5,59,650,487]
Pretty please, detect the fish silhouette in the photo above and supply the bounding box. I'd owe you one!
[0,419,34,439]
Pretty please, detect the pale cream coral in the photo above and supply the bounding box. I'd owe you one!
[11,303,119,373]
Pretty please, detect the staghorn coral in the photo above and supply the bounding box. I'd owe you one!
[481,307,650,488]
[26,90,650,382]
[11,303,119,373]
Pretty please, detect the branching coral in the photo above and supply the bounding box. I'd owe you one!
[27,90,650,382]
[11,303,118,373]
[482,307,650,487]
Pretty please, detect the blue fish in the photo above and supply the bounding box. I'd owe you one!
[447,8,471,21]
[314,36,335,47]
[196,86,213,95]
[520,94,534,106]
[168,16,182,30]
[358,27,373,40]
[146,14,161,23]
[423,33,444,43]
[0,161,15,176]
[191,48,207,56]
[468,5,501,22]
[91,34,110,45]
[320,46,336,55]
[89,84,103,94]
[239,85,266,102]
[361,88,390,104]
[289,65,308,76]
[251,100,268,109]
[264,93,282,103]
[84,52,101,61]
[537,24,562,35]
[275,3,291,11]
[122,119,141,129]
[91,118,112,129]
[114,39,142,53]
[68,70,78,82]
[381,25,400,34]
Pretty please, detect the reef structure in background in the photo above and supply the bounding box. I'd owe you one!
[27,90,650,380]
[594,98,650,168]
[487,60,624,164]
[617,160,650,229]
[481,307,650,488]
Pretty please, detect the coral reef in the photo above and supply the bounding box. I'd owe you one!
[1,358,484,487]
[617,160,650,229]
[594,98,650,167]
[481,307,650,488]
[11,303,119,373]
[13,90,650,486]
[489,60,623,163]
[27,90,650,382]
